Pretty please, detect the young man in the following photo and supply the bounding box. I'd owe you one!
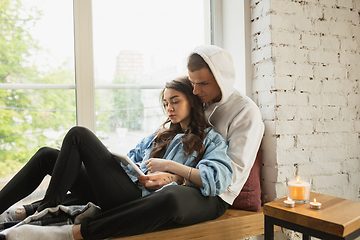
[187,45,264,206]
[5,45,264,240]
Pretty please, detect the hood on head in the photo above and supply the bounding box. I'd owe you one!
[190,45,235,104]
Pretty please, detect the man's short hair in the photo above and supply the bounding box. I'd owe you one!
[187,53,212,73]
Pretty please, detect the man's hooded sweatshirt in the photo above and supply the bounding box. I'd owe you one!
[190,45,265,205]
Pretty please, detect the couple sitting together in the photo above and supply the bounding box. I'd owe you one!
[0,45,264,240]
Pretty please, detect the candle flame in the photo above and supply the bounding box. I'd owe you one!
[296,175,300,183]
[287,197,290,201]
[314,198,317,202]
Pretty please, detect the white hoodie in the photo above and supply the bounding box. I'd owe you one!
[191,45,265,205]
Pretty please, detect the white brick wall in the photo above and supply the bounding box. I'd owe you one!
[251,0,360,216]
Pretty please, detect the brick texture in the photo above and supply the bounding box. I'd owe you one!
[252,0,360,205]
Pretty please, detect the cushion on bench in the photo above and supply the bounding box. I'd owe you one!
[231,148,262,212]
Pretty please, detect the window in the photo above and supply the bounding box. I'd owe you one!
[0,0,210,201]
[0,0,76,178]
[92,0,208,154]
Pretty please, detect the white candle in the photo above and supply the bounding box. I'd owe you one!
[287,176,310,202]
[284,197,295,208]
[310,198,321,209]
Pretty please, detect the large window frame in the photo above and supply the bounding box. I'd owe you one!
[76,0,214,132]
[211,0,252,96]
[0,0,250,133]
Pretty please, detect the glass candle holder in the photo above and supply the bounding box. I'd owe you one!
[286,176,311,204]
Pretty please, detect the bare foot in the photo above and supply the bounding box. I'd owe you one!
[14,207,27,221]
[72,225,83,240]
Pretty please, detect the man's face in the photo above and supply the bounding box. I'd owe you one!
[188,67,222,104]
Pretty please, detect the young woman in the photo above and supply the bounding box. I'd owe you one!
[0,77,232,239]
[1,76,232,240]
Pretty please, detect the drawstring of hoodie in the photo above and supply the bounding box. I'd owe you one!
[206,105,218,128]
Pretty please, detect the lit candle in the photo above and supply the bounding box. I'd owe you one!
[284,197,295,208]
[310,198,321,209]
[287,176,310,202]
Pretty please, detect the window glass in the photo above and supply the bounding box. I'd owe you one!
[0,0,207,203]
[0,0,75,197]
[92,0,206,154]
[1,0,75,84]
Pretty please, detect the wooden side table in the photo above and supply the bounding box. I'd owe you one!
[263,192,360,240]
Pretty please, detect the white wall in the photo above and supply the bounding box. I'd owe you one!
[251,0,360,204]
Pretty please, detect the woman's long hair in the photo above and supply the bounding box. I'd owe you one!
[149,76,207,163]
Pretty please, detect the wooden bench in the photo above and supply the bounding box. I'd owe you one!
[113,208,280,240]
[113,149,277,239]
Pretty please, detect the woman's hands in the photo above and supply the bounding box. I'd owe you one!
[140,158,181,190]
[145,158,170,173]
[143,158,203,188]
[137,172,184,190]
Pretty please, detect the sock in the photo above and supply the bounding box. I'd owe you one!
[0,207,16,223]
[6,224,75,240]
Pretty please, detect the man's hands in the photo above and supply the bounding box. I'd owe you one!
[137,172,184,191]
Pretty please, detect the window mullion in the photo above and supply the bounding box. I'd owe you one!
[210,0,223,46]
[73,0,96,132]
[204,0,212,44]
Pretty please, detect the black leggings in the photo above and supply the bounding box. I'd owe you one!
[0,126,228,239]
[0,126,141,214]
[80,184,229,239]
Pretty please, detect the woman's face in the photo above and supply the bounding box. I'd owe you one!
[163,88,191,131]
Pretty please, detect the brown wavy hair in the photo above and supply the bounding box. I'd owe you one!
[149,76,207,163]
